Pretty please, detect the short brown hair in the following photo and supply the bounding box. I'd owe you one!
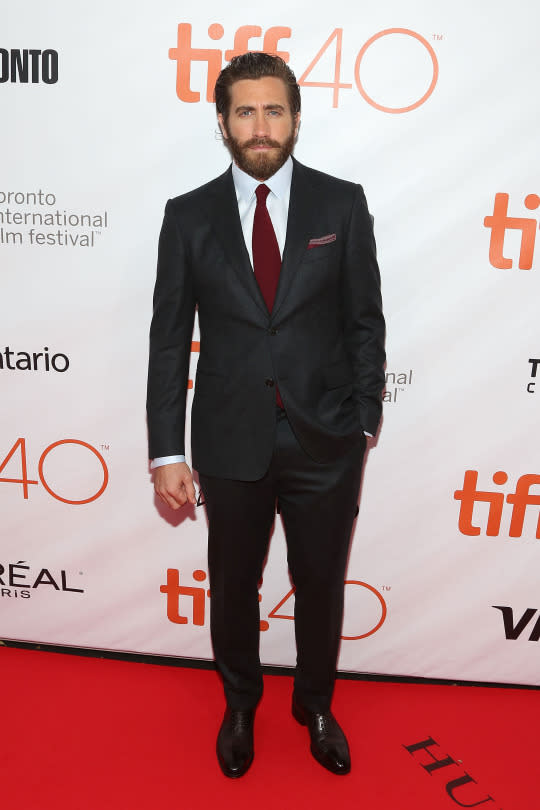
[214,52,301,123]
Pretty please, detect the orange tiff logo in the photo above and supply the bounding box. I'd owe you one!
[484,193,540,270]
[160,569,387,640]
[169,24,291,103]
[169,24,438,111]
[454,470,540,538]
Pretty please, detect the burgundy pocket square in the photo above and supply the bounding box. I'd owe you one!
[307,233,337,249]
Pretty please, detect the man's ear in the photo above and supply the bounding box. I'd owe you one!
[293,113,301,139]
[217,113,228,140]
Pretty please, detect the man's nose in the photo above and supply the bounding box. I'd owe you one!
[252,110,270,137]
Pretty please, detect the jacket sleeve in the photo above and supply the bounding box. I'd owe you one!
[342,185,386,436]
[146,200,196,459]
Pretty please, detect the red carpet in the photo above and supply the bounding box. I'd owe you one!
[1,645,535,809]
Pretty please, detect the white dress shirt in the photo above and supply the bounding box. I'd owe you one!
[233,155,292,265]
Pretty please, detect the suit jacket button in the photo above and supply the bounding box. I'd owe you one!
[268,328,277,336]
[265,378,275,387]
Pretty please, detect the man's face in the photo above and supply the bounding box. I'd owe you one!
[218,76,300,181]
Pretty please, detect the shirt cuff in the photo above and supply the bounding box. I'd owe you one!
[150,455,186,469]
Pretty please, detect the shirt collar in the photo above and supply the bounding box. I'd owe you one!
[232,156,293,204]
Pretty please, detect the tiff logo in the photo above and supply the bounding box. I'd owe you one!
[169,23,291,103]
[484,192,540,270]
[493,605,540,641]
[454,470,540,538]
[160,569,388,639]
[160,568,209,626]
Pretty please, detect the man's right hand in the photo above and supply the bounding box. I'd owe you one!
[153,462,197,510]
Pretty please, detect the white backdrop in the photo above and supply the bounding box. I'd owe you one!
[2,0,540,685]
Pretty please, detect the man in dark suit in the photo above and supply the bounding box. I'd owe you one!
[147,52,385,778]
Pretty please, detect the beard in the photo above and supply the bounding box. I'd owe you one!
[226,130,296,181]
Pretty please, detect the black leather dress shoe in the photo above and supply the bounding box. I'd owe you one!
[216,707,255,778]
[292,696,351,774]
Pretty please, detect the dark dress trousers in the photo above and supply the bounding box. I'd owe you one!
[147,158,385,711]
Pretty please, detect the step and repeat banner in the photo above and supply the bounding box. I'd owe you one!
[2,0,540,686]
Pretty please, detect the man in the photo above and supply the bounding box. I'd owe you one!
[147,52,385,778]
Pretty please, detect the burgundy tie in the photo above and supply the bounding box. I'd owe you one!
[252,184,281,312]
[252,184,283,408]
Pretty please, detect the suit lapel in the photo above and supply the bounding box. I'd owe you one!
[205,168,268,316]
[272,160,319,319]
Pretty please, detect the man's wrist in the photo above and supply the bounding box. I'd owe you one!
[151,455,186,469]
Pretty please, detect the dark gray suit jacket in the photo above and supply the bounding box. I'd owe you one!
[147,158,385,480]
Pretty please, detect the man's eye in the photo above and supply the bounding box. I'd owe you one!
[239,110,252,117]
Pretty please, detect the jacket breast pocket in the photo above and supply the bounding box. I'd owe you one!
[302,242,338,264]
